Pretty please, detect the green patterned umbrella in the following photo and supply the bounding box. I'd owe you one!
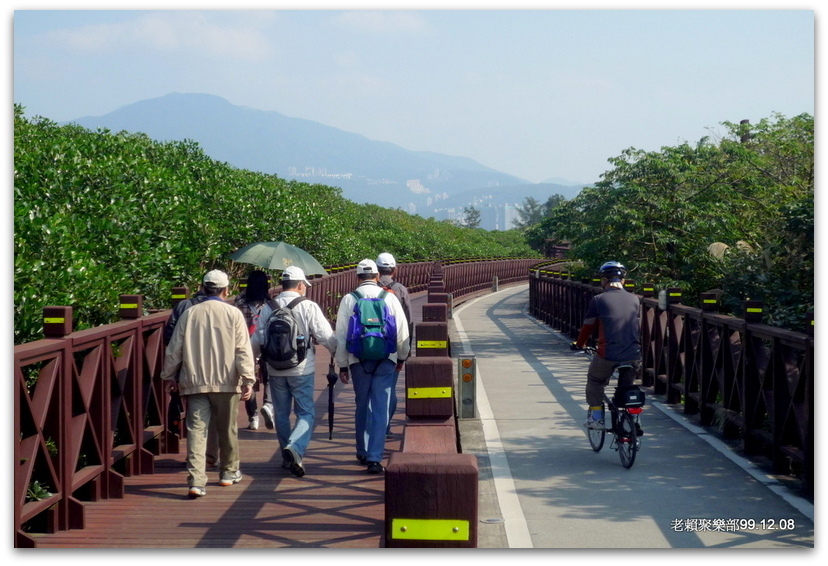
[229,241,328,275]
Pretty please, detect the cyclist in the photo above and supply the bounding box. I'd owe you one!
[570,261,642,432]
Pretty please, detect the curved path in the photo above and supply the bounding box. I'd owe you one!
[454,284,814,549]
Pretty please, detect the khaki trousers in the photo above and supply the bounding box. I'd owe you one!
[185,392,241,488]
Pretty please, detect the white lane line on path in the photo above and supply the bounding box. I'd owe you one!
[454,291,534,549]
[519,301,815,522]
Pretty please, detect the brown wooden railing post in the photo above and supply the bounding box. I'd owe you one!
[43,306,73,338]
[171,286,189,309]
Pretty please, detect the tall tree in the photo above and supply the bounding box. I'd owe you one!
[461,205,482,229]
[513,194,567,230]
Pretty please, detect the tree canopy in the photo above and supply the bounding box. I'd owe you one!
[525,113,813,331]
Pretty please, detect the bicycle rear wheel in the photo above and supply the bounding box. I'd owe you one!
[587,407,605,452]
[617,412,638,468]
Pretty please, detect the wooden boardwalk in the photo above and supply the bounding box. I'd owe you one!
[31,349,402,548]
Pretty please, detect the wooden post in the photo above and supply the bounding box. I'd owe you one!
[43,306,72,338]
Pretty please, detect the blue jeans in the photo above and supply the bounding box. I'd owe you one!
[269,372,316,459]
[351,359,396,463]
[386,369,401,435]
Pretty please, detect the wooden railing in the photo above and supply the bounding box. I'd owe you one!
[14,307,176,547]
[14,257,539,547]
[529,269,814,498]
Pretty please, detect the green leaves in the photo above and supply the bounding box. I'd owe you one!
[528,112,813,330]
[13,105,537,344]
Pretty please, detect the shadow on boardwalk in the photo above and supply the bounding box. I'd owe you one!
[31,347,397,548]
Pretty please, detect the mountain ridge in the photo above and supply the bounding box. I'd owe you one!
[66,92,587,224]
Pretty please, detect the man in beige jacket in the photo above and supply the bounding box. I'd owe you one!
[161,270,256,498]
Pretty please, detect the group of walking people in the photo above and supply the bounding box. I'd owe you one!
[160,253,411,499]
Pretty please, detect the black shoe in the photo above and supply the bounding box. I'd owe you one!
[367,461,384,474]
[283,446,305,477]
[636,424,644,437]
[356,455,367,465]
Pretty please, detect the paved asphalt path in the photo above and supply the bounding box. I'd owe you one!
[451,283,814,550]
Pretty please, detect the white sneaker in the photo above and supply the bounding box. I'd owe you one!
[260,403,275,430]
[585,411,604,430]
[248,415,259,430]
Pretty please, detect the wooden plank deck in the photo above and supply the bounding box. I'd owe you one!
[30,348,403,548]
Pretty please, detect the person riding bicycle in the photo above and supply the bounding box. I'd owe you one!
[570,261,642,432]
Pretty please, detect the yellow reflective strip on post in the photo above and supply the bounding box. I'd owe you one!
[390,518,470,541]
[669,292,681,297]
[171,294,186,299]
[703,299,718,304]
[43,317,65,324]
[120,304,138,309]
[746,308,763,313]
[407,387,452,399]
[417,340,447,349]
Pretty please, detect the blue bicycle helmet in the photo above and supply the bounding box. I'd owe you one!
[598,261,626,281]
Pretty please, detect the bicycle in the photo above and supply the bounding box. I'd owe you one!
[579,347,645,468]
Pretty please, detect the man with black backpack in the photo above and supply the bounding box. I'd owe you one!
[251,266,336,478]
[335,259,411,474]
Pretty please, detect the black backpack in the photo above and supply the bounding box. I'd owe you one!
[261,296,308,370]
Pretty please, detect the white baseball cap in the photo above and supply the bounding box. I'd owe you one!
[203,269,229,288]
[281,265,312,287]
[357,258,379,274]
[376,252,396,269]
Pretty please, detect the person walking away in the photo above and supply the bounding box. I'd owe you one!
[163,281,221,468]
[251,266,337,477]
[375,252,412,438]
[161,269,256,498]
[235,269,275,431]
[335,259,410,474]
[570,261,642,433]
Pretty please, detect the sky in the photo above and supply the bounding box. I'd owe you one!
[8,1,816,186]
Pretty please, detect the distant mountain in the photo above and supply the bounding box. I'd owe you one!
[66,92,532,210]
[541,176,591,187]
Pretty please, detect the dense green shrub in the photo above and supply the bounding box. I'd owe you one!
[14,105,538,344]
[526,113,813,331]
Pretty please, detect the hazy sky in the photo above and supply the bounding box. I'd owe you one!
[10,2,816,185]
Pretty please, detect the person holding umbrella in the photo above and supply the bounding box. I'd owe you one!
[250,266,337,477]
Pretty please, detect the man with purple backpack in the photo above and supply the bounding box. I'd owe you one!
[335,259,410,474]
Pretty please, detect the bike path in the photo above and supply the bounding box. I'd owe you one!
[451,284,814,549]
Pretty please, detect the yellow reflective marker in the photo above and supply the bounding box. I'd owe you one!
[390,518,470,541]
[120,304,138,309]
[43,317,65,324]
[417,340,447,349]
[746,308,763,313]
[171,294,186,299]
[407,387,452,399]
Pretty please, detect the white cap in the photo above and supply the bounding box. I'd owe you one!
[203,269,230,288]
[357,258,379,275]
[376,252,396,269]
[281,265,311,287]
